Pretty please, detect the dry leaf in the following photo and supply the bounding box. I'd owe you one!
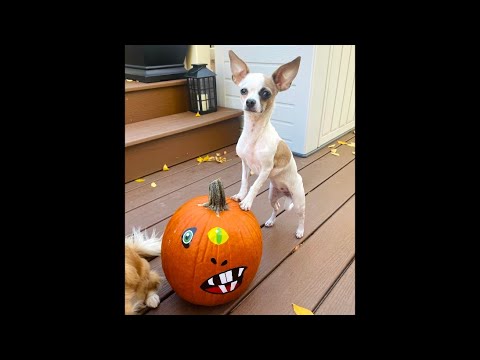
[198,155,218,164]
[134,178,145,183]
[328,144,336,148]
[352,151,355,155]
[346,142,355,147]
[331,152,340,156]
[151,182,157,188]
[163,164,169,171]
[216,153,221,157]
[224,150,227,155]
[215,156,227,163]
[330,148,337,154]
[337,140,348,145]
[292,303,314,315]
[126,79,133,82]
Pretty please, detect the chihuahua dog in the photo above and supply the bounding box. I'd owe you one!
[229,50,305,238]
[125,228,162,315]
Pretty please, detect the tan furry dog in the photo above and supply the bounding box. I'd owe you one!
[125,228,162,315]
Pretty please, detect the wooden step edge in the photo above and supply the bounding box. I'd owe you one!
[125,107,243,147]
[125,79,187,93]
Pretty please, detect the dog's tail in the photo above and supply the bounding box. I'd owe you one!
[125,228,162,258]
[284,197,294,211]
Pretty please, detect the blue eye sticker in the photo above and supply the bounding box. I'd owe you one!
[181,227,197,248]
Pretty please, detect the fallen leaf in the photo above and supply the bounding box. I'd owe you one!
[216,153,221,157]
[337,140,348,145]
[224,151,227,155]
[352,151,355,155]
[197,157,204,163]
[151,182,157,187]
[328,144,336,148]
[134,178,145,182]
[346,142,355,147]
[126,79,133,82]
[163,164,169,171]
[330,148,337,154]
[292,303,314,315]
[331,152,340,156]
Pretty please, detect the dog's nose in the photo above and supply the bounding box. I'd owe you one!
[246,99,256,108]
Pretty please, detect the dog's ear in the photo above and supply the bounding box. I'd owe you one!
[272,56,301,91]
[229,50,249,85]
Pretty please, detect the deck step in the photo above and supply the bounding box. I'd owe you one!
[125,79,189,123]
[125,107,243,182]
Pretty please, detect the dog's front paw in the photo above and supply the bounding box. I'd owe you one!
[231,192,246,202]
[146,293,160,308]
[240,196,254,211]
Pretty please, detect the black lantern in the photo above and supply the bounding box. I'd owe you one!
[185,64,217,115]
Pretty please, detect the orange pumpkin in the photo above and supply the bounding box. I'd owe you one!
[161,179,262,306]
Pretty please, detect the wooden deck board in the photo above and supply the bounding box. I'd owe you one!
[125,161,243,234]
[125,153,242,212]
[146,161,355,315]
[125,107,243,147]
[315,260,355,315]
[231,197,355,315]
[125,144,238,192]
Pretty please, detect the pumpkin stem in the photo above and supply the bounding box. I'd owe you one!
[200,178,229,215]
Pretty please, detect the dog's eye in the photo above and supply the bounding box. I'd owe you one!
[181,227,197,248]
[260,89,271,99]
[240,88,248,95]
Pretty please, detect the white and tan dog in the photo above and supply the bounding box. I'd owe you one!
[229,50,306,238]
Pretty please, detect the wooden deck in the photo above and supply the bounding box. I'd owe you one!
[125,130,355,315]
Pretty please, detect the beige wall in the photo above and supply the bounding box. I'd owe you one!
[185,45,215,71]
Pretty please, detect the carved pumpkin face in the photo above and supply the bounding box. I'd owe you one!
[161,181,262,306]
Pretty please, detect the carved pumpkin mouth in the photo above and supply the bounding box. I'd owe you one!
[200,266,247,294]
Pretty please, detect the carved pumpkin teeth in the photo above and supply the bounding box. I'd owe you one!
[219,273,227,284]
[219,270,234,284]
[200,266,247,294]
